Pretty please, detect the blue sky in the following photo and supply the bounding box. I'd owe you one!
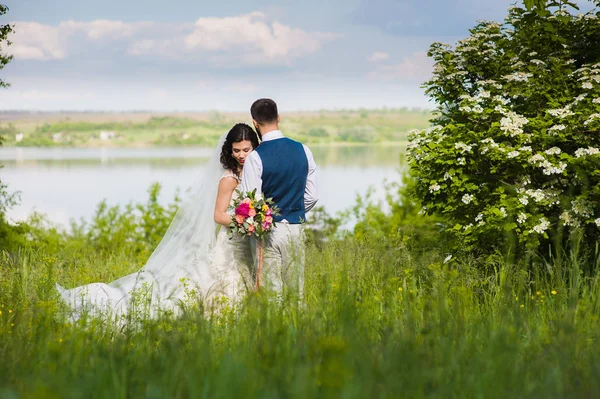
[0,0,593,111]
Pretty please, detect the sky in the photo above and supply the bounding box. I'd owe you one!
[0,0,594,111]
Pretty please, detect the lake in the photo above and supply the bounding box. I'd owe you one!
[0,145,407,229]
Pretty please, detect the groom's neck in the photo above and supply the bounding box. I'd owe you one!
[259,124,280,137]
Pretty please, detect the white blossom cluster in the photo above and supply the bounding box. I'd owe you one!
[532,217,550,234]
[455,142,474,153]
[462,194,474,204]
[572,198,594,218]
[548,124,566,135]
[517,212,528,224]
[500,111,529,137]
[547,106,575,119]
[503,72,533,82]
[584,113,600,126]
[574,147,600,158]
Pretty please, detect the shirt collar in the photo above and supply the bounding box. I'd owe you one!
[261,129,284,142]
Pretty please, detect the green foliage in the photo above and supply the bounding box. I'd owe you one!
[409,2,600,256]
[0,4,13,89]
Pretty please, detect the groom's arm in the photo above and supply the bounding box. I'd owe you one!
[240,151,263,196]
[303,144,318,212]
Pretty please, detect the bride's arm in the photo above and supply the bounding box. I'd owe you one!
[214,177,238,226]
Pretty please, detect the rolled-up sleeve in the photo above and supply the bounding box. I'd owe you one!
[240,151,263,197]
[303,144,318,212]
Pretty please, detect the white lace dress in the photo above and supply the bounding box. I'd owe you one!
[56,169,254,319]
[205,170,254,302]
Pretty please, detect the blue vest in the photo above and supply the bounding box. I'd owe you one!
[256,138,308,224]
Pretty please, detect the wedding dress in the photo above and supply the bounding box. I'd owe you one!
[56,134,253,320]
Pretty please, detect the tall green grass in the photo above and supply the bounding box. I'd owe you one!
[2,234,600,397]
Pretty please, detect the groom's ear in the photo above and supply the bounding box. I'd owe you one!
[277,115,281,124]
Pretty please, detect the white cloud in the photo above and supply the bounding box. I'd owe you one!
[368,51,432,82]
[10,13,337,66]
[11,22,67,60]
[368,51,390,62]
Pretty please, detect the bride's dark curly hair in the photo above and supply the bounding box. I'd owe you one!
[220,123,260,173]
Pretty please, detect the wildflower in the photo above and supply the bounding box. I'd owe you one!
[536,291,541,296]
[455,142,473,153]
[500,111,529,137]
[517,212,527,224]
[530,59,546,66]
[503,72,533,82]
[551,290,557,295]
[398,287,403,292]
[548,124,566,135]
[544,147,561,155]
[575,147,600,158]
[429,183,441,193]
[520,304,525,308]
[444,254,453,264]
[499,207,507,218]
[583,81,594,89]
[462,194,474,204]
[593,98,600,104]
[584,113,600,126]
[533,217,550,234]
[547,106,574,119]
[595,218,600,227]
[508,151,520,159]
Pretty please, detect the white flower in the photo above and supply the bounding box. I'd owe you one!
[542,162,566,175]
[583,81,594,89]
[460,106,473,113]
[463,223,474,230]
[574,147,600,158]
[572,198,593,218]
[455,142,473,153]
[443,254,453,264]
[517,213,527,224]
[519,196,529,206]
[595,218,600,227]
[246,216,255,224]
[499,207,507,218]
[545,147,562,155]
[593,98,600,104]
[566,59,576,65]
[457,157,466,165]
[443,171,454,181]
[547,106,574,119]
[529,51,538,57]
[429,183,441,193]
[533,217,550,234]
[519,146,532,152]
[584,113,600,126]
[560,211,573,226]
[508,151,520,159]
[548,124,566,135]
[475,213,484,222]
[525,189,545,203]
[471,105,484,114]
[528,154,546,164]
[531,59,546,66]
[500,111,529,137]
[478,91,491,99]
[462,194,474,204]
[503,72,533,82]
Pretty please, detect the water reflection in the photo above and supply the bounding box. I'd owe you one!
[1,145,406,227]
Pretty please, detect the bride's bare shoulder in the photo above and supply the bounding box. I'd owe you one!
[220,169,240,183]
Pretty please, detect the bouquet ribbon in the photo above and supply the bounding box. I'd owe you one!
[255,240,264,291]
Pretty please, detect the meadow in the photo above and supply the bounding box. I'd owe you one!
[0,108,431,148]
[1,183,600,398]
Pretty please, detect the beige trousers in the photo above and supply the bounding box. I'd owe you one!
[251,223,305,298]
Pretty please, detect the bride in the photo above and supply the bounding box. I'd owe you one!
[56,123,260,320]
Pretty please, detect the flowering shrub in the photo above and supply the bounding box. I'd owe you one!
[408,1,600,253]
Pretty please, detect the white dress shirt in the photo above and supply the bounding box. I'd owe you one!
[240,129,319,214]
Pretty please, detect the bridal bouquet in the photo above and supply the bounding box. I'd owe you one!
[227,189,280,239]
[228,189,280,291]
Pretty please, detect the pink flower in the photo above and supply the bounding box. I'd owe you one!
[265,216,273,223]
[242,198,251,204]
[262,222,271,231]
[235,203,250,217]
[235,215,245,225]
[248,209,257,217]
[247,225,256,233]
[266,209,273,216]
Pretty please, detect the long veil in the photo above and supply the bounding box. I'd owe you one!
[56,133,229,318]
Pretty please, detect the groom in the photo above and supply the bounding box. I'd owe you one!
[240,98,318,298]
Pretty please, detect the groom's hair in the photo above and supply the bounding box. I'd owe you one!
[250,98,278,125]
